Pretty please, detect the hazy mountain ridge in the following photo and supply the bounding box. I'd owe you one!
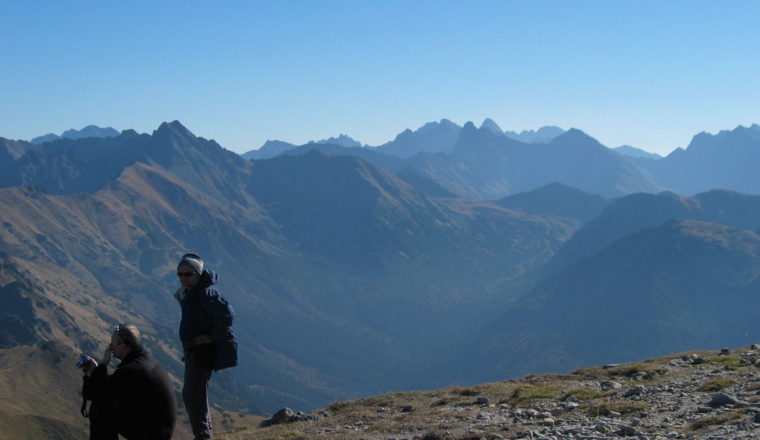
[451,218,760,386]
[635,124,760,195]
[615,144,662,160]
[494,182,610,224]
[240,120,760,201]
[30,125,120,145]
[441,124,658,198]
[551,189,760,271]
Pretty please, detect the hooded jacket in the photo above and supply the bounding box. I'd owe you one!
[175,269,238,370]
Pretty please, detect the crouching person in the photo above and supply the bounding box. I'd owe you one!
[80,324,176,440]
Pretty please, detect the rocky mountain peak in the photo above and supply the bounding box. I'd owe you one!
[153,120,195,140]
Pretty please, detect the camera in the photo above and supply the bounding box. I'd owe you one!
[76,353,93,368]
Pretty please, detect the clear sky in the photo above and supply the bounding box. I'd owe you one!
[2,0,759,155]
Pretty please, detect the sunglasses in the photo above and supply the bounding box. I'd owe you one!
[177,271,196,278]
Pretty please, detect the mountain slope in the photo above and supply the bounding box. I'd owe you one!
[373,119,462,158]
[453,219,760,385]
[494,182,610,223]
[639,124,760,195]
[415,124,659,199]
[551,189,760,270]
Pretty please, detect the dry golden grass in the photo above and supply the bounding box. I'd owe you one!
[686,408,750,432]
[561,387,612,401]
[705,355,746,369]
[698,377,734,392]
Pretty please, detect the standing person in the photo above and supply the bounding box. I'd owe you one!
[80,324,176,440]
[174,253,237,440]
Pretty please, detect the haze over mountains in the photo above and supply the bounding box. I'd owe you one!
[30,125,120,145]
[2,118,760,438]
[242,119,760,200]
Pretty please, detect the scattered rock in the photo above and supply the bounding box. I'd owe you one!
[251,347,760,439]
[631,371,650,381]
[709,392,740,408]
[617,424,639,436]
[259,407,295,427]
[624,385,647,397]
[601,381,623,390]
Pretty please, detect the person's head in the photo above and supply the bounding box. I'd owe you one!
[111,324,141,360]
[177,253,203,288]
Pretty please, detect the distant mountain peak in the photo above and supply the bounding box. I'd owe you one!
[30,125,119,144]
[154,120,196,141]
[241,140,296,160]
[504,126,566,143]
[376,119,463,158]
[462,121,477,131]
[549,128,603,147]
[480,118,503,136]
[314,134,362,148]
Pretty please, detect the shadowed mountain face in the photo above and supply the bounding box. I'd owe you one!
[0,122,578,434]
[551,189,760,271]
[373,119,463,159]
[636,124,760,195]
[494,182,610,224]
[381,123,656,199]
[429,124,658,199]
[453,219,760,385]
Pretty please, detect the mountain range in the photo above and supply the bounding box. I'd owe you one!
[0,121,578,436]
[3,119,760,438]
[635,124,760,195]
[241,120,760,201]
[30,125,120,145]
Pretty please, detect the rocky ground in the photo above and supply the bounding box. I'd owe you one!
[220,346,760,440]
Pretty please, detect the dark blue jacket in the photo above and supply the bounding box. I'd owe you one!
[176,269,238,370]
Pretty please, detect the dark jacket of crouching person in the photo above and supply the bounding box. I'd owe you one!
[82,324,177,440]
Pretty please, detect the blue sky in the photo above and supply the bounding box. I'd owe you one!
[1,1,759,155]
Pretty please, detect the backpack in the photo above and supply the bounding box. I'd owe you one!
[189,290,238,371]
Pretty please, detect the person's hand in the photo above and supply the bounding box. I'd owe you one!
[102,344,113,366]
[81,357,98,376]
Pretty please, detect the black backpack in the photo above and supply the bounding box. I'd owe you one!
[189,291,238,371]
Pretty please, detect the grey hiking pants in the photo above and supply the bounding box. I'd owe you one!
[184,343,213,439]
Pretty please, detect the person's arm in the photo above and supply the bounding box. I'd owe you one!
[81,342,116,399]
[82,364,111,400]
